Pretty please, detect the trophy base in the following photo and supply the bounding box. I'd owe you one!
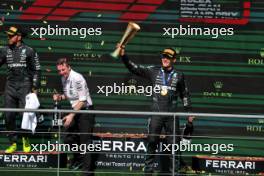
[110,48,121,59]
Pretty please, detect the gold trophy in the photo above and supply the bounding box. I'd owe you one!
[110,22,140,58]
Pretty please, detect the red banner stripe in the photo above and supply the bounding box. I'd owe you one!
[61,1,129,10]
[33,0,62,7]
[129,5,157,12]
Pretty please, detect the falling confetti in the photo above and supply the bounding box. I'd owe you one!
[48,46,52,50]
[19,6,23,11]
[97,14,102,17]
[43,20,47,24]
[46,68,52,72]
[23,0,27,3]
[101,40,104,46]
[84,42,92,49]
[0,21,3,26]
[89,71,92,76]
[10,5,13,10]
[6,12,9,16]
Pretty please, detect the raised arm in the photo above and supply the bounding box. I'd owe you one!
[117,44,153,79]
[121,55,153,79]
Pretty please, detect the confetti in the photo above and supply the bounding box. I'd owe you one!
[84,43,92,49]
[48,46,52,50]
[46,68,51,72]
[23,0,27,3]
[89,71,92,76]
[100,40,104,46]
[10,5,13,10]
[43,20,47,24]
[6,12,9,16]
[0,21,3,26]
[97,14,102,17]
[19,6,23,11]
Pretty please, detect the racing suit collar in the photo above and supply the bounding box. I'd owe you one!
[8,41,23,50]
[162,66,174,73]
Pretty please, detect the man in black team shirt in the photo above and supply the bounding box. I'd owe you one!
[117,44,194,175]
[0,26,41,153]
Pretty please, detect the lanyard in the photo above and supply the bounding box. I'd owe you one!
[160,68,174,86]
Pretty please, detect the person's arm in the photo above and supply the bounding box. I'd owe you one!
[117,44,153,79]
[121,55,153,79]
[53,77,66,101]
[63,100,86,128]
[178,72,195,140]
[28,48,41,92]
[53,94,66,101]
[63,75,88,128]
[177,72,194,122]
[178,73,192,111]
[0,48,6,67]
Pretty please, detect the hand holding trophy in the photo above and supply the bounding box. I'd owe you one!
[110,22,140,58]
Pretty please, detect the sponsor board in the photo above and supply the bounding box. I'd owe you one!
[93,137,161,171]
[192,155,264,175]
[0,152,67,168]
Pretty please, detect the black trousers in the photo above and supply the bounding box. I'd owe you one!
[64,106,95,176]
[145,116,180,176]
[4,81,32,143]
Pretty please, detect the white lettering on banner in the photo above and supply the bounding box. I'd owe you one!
[102,141,111,151]
[206,160,256,170]
[0,155,47,163]
[125,142,135,152]
[112,141,123,151]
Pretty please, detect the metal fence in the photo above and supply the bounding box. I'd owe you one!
[0,108,263,176]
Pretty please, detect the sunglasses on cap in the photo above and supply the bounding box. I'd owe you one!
[160,54,175,59]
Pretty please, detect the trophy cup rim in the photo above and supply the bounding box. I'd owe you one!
[128,22,140,31]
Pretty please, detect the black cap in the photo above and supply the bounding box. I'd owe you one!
[161,48,176,59]
[6,26,27,37]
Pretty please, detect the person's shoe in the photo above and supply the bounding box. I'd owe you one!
[5,143,17,154]
[22,137,31,153]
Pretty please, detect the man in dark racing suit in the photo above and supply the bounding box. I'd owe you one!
[0,26,41,153]
[117,45,194,175]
